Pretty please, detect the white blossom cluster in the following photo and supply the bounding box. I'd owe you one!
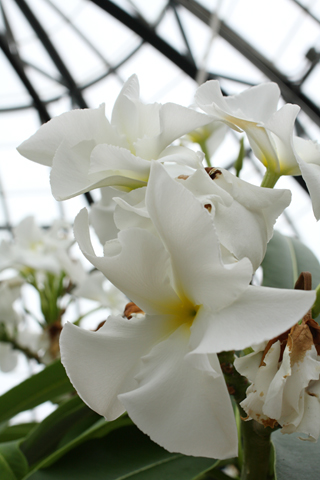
[17,75,320,459]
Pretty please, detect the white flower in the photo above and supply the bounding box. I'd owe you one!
[235,318,320,441]
[60,161,314,459]
[195,80,320,219]
[18,75,209,200]
[113,166,291,270]
[0,216,85,284]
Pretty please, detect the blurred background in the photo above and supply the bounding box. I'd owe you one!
[2,0,320,397]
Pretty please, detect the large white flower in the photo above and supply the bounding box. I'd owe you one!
[17,75,209,200]
[195,80,320,219]
[60,161,314,459]
[235,317,320,441]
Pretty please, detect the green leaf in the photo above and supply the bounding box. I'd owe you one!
[21,395,98,466]
[0,361,73,424]
[0,424,38,443]
[26,425,217,480]
[262,231,320,290]
[0,441,28,480]
[0,455,16,480]
[272,430,320,480]
[24,414,132,475]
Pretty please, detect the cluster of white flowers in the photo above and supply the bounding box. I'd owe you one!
[0,216,127,370]
[17,75,320,459]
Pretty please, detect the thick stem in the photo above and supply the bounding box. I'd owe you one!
[218,352,274,480]
[240,420,273,480]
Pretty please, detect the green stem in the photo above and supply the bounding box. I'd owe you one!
[199,140,212,167]
[260,169,280,188]
[240,420,274,480]
[218,352,275,480]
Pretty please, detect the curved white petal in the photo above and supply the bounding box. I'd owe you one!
[17,105,108,166]
[90,187,124,244]
[294,137,320,220]
[74,208,181,315]
[157,103,211,154]
[183,168,291,270]
[146,162,253,310]
[195,81,280,126]
[89,144,150,180]
[119,324,237,459]
[190,286,315,353]
[263,104,300,175]
[60,315,173,420]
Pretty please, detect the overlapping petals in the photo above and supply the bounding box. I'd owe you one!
[194,80,320,220]
[18,75,209,200]
[61,161,314,459]
[113,166,291,270]
[235,318,320,440]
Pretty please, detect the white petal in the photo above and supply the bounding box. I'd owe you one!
[119,324,237,459]
[195,81,280,126]
[294,137,320,220]
[60,315,173,420]
[263,104,300,175]
[190,286,315,353]
[184,168,291,270]
[17,105,108,166]
[90,187,123,244]
[146,162,253,310]
[157,103,211,154]
[73,208,181,315]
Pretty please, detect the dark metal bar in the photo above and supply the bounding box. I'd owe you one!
[14,0,88,109]
[170,0,196,66]
[0,32,51,123]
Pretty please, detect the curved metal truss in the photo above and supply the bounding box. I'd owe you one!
[2,0,320,124]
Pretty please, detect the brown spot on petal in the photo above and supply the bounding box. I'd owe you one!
[177,175,189,180]
[123,302,144,319]
[205,167,222,180]
[204,204,212,212]
[260,391,264,397]
[261,418,278,429]
[287,322,313,366]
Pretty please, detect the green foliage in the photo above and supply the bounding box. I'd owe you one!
[0,424,38,443]
[0,441,28,480]
[26,425,218,480]
[0,361,73,424]
[234,137,245,177]
[272,430,320,480]
[262,230,320,290]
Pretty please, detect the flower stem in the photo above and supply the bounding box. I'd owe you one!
[240,420,274,480]
[260,169,280,188]
[218,351,275,480]
[199,140,212,167]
